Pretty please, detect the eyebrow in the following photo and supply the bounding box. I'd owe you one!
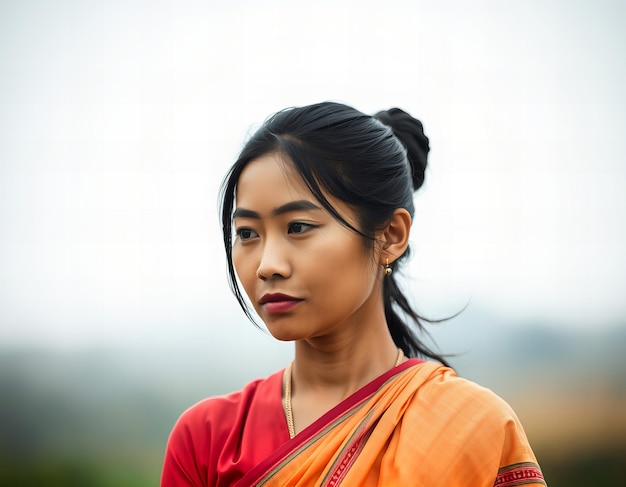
[233,200,322,219]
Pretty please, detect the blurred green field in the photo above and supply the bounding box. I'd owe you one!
[512,391,626,487]
[1,446,625,487]
[0,456,159,487]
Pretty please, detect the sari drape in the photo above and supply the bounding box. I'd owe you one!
[161,360,546,487]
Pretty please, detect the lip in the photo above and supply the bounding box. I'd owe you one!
[259,293,301,305]
[259,293,303,314]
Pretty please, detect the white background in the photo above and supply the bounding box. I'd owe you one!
[1,0,624,352]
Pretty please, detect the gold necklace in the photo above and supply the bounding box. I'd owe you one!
[282,348,404,439]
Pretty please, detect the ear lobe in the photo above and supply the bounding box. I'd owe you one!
[380,209,411,264]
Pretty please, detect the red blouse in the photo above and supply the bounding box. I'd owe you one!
[161,370,289,487]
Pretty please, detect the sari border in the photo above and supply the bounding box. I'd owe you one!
[494,461,546,487]
[235,358,424,487]
[320,409,377,487]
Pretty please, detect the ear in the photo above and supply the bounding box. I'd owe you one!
[377,208,411,265]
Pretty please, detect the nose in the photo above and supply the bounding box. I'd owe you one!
[256,237,291,280]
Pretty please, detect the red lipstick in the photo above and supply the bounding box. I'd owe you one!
[259,293,303,314]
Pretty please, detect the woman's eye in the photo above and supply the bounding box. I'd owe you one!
[236,228,258,240]
[288,222,315,234]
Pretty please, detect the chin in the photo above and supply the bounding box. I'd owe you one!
[264,322,306,343]
[266,329,302,342]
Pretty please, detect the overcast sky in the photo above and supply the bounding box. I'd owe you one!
[1,0,624,349]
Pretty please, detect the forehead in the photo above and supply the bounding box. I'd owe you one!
[234,153,361,229]
[235,153,313,206]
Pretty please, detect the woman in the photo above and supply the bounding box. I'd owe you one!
[161,102,546,486]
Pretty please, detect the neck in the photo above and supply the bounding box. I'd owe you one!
[292,323,402,402]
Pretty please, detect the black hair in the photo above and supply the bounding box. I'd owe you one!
[220,101,449,365]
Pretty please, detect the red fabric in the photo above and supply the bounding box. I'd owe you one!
[160,370,290,487]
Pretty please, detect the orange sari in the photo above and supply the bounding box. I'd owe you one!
[237,360,546,487]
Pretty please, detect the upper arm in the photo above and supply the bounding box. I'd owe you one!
[160,410,209,487]
[494,412,546,486]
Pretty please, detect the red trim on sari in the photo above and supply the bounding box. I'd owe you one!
[494,462,546,486]
[233,359,423,487]
[321,410,377,487]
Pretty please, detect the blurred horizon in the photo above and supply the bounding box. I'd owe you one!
[2,310,625,486]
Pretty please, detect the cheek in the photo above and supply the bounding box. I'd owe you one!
[313,240,375,292]
[232,246,256,293]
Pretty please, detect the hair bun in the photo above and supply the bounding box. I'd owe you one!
[374,108,430,190]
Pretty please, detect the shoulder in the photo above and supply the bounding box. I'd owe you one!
[426,366,544,480]
[412,363,538,458]
[161,370,285,485]
[399,362,544,485]
[405,361,528,447]
[170,369,283,440]
[419,363,519,420]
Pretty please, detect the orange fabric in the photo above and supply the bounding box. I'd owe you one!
[255,362,546,487]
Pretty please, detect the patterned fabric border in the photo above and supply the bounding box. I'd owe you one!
[256,405,363,486]
[494,462,546,487]
[321,410,377,487]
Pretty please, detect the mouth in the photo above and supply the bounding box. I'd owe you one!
[259,293,303,314]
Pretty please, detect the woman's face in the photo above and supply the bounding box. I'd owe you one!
[232,153,383,343]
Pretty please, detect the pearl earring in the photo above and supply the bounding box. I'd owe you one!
[384,258,393,276]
